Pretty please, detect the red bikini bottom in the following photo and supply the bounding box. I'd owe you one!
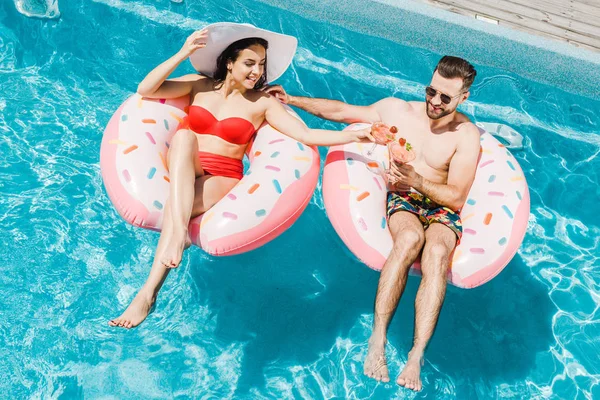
[197,151,244,180]
[175,119,244,180]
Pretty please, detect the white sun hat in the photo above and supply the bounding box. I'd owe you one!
[189,22,298,83]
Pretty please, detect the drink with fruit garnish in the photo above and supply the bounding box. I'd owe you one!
[365,122,398,157]
[388,137,416,164]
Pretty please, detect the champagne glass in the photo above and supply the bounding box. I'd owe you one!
[362,122,398,175]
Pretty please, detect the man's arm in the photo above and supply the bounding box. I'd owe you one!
[263,96,375,146]
[287,95,379,124]
[264,85,403,124]
[390,124,480,211]
[416,124,480,210]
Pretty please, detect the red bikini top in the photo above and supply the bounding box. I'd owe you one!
[187,105,256,145]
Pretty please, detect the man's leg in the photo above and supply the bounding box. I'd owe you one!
[397,223,456,391]
[364,211,425,382]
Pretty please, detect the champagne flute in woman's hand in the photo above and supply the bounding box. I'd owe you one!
[366,122,398,157]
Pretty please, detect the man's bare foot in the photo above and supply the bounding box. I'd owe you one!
[160,228,191,269]
[108,288,156,329]
[363,337,390,383]
[397,351,423,391]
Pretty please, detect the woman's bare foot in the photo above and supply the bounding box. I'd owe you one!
[160,228,191,269]
[397,351,423,391]
[363,337,390,382]
[108,288,156,329]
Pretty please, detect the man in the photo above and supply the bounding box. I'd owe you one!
[266,56,480,391]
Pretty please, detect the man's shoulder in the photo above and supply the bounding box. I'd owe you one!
[374,97,415,113]
[455,120,481,151]
[456,119,480,137]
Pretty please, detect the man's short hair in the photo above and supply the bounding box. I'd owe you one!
[434,56,477,91]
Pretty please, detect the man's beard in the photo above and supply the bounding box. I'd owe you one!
[426,100,455,120]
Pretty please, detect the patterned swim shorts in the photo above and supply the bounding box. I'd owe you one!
[386,191,463,240]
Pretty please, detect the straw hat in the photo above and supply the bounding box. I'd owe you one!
[189,22,297,83]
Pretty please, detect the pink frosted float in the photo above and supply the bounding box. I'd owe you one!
[322,123,530,288]
[100,94,320,256]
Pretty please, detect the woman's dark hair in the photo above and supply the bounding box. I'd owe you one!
[434,56,477,91]
[213,37,269,89]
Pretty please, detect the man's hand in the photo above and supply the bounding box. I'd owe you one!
[262,84,290,104]
[387,160,422,189]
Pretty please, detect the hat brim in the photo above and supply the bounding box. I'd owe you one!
[189,22,297,83]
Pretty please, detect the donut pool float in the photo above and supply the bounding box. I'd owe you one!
[100,94,320,256]
[322,123,530,288]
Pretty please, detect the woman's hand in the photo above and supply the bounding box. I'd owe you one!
[353,127,375,143]
[262,84,290,104]
[179,29,209,58]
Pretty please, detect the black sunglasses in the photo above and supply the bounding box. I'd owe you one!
[425,86,463,105]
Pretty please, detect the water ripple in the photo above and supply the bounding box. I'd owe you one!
[1,0,599,398]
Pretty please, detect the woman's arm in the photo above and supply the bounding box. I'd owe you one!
[137,29,208,99]
[264,97,374,146]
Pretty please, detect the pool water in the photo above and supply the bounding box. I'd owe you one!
[1,0,599,398]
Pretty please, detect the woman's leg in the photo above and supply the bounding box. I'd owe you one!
[108,146,239,328]
[109,129,202,329]
[109,200,177,328]
[160,129,205,269]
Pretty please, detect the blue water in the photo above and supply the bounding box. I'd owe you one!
[1,0,599,398]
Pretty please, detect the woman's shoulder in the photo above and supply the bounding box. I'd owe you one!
[250,88,279,107]
[189,75,217,96]
[237,89,279,118]
[170,73,209,83]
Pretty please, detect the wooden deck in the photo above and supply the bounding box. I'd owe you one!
[415,0,600,52]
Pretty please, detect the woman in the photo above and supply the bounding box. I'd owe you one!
[109,23,373,329]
